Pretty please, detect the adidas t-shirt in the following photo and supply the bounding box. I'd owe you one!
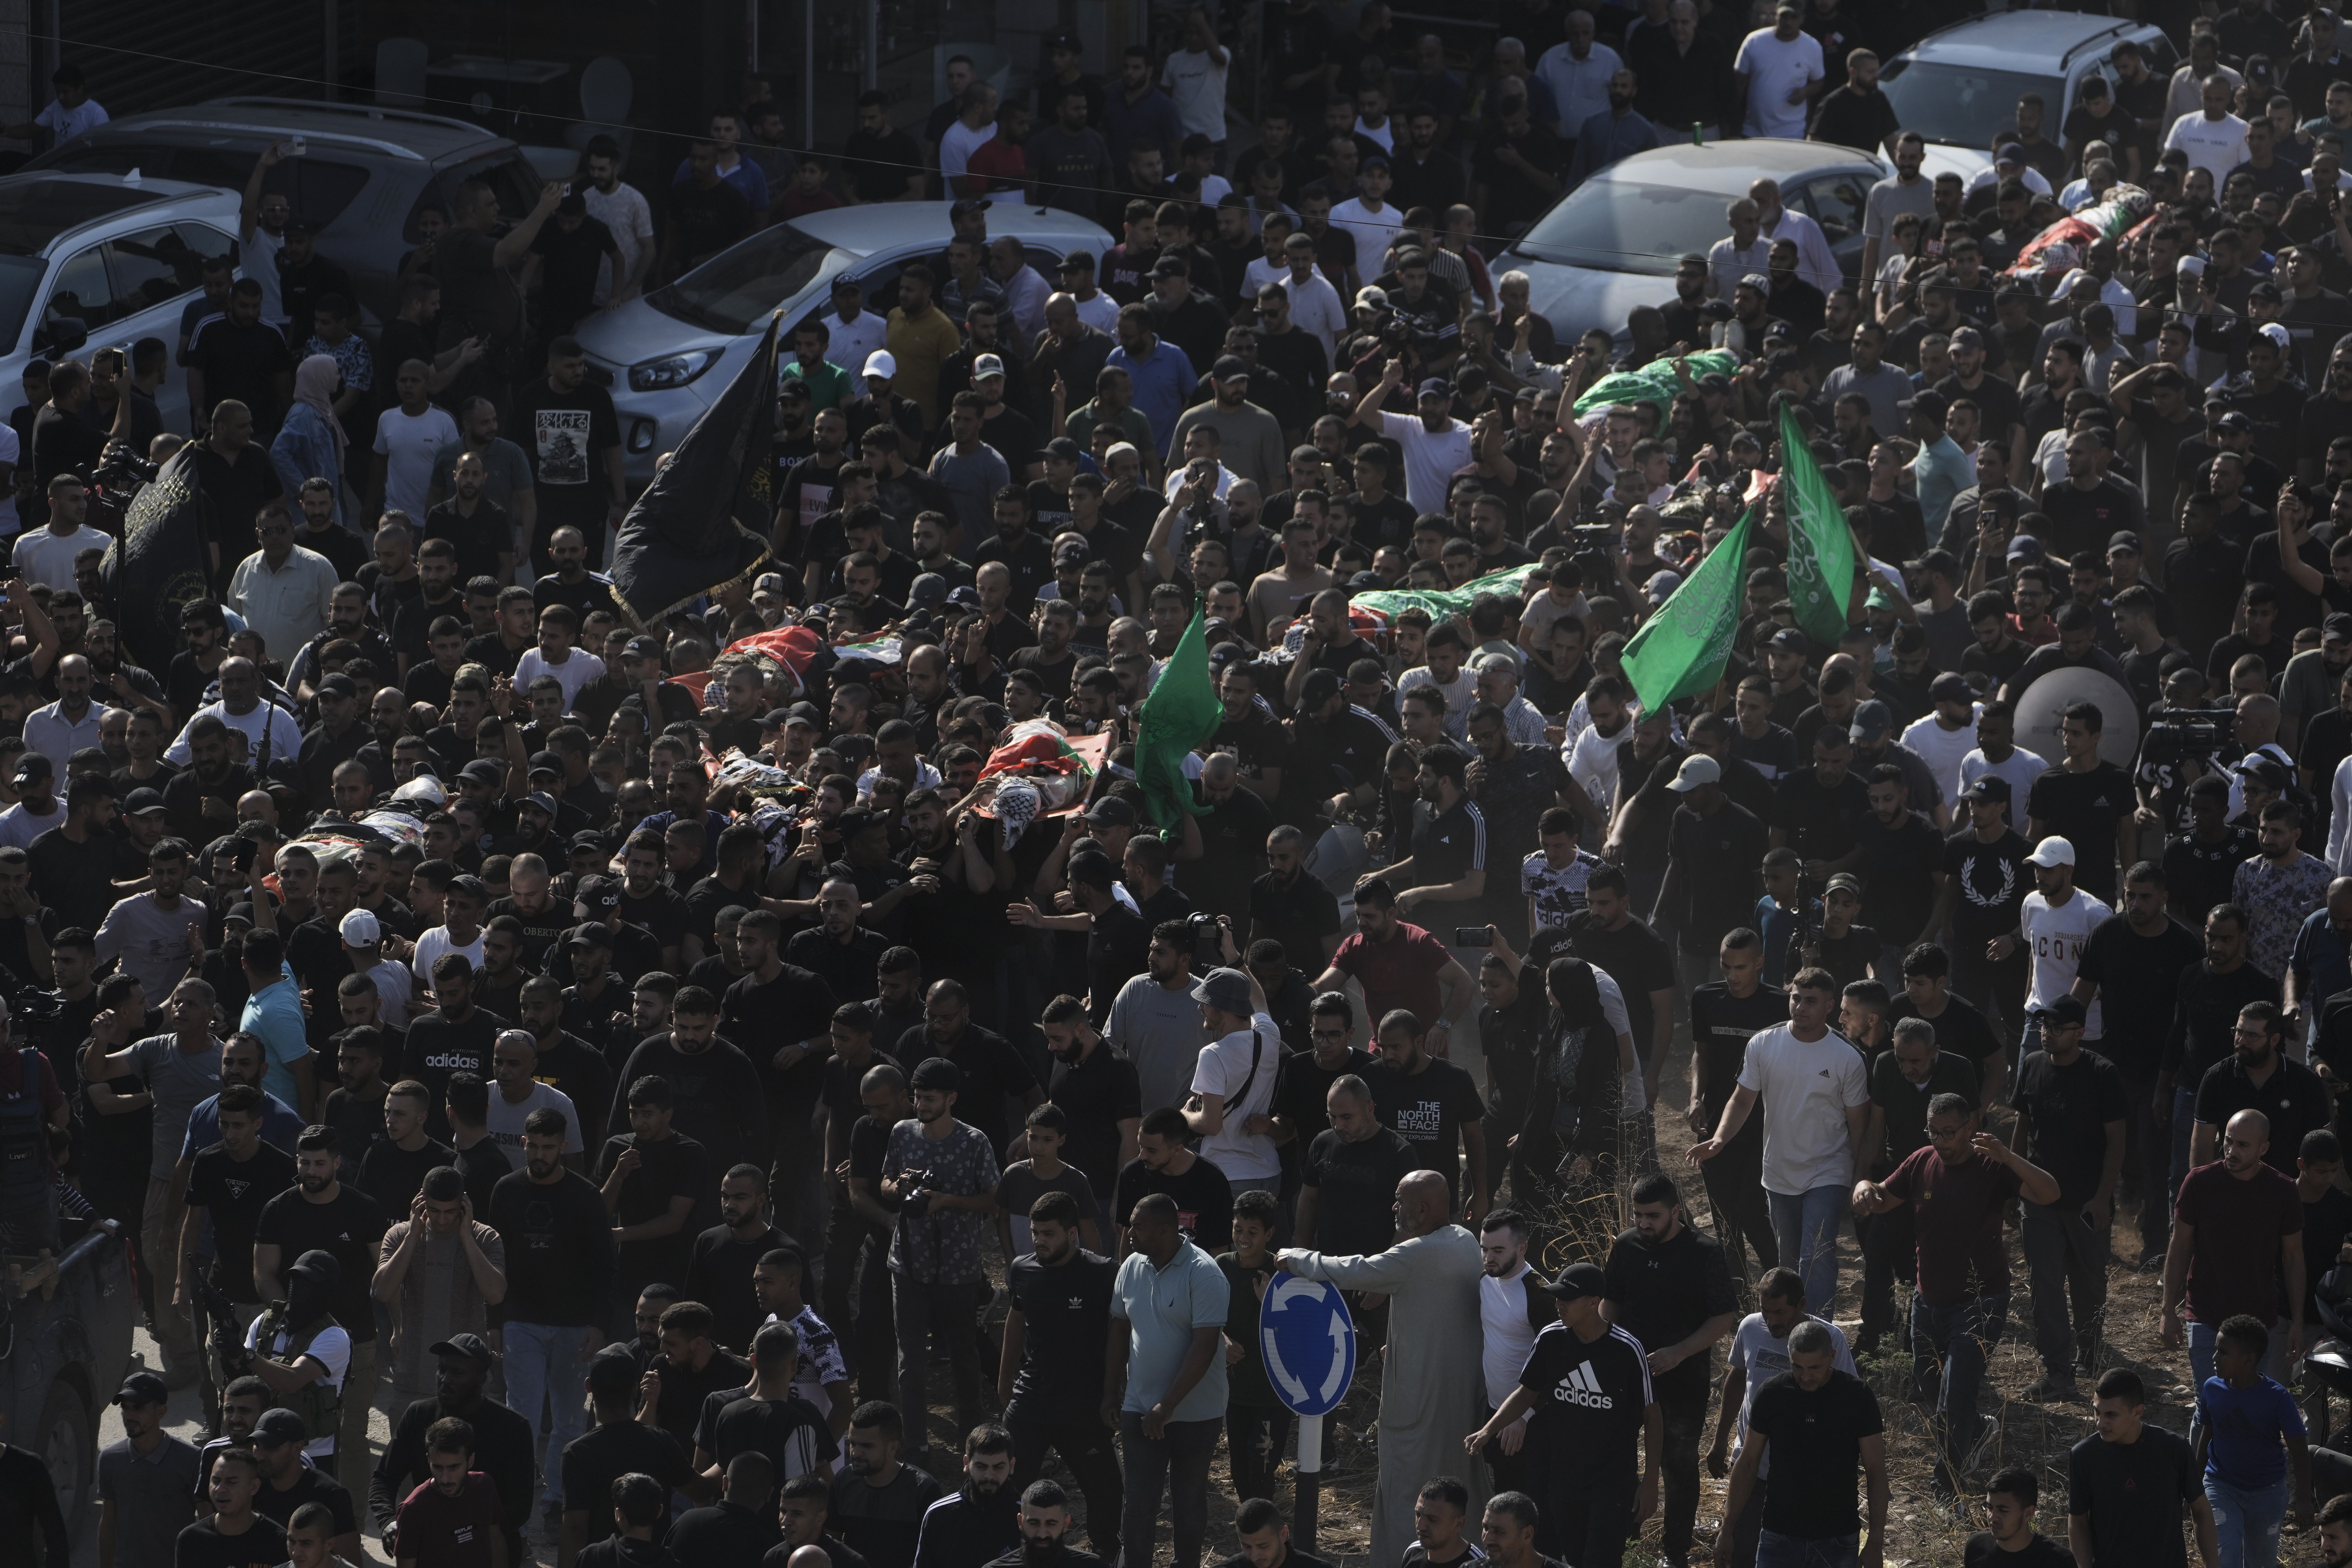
[1515,1320,1654,1490]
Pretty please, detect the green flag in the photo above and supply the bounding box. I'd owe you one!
[1134,601,1222,829]
[1620,509,1756,712]
[1779,400,1861,647]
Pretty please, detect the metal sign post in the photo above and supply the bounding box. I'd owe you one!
[1260,1272,1357,1555]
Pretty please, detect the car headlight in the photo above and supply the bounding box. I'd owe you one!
[628,348,722,392]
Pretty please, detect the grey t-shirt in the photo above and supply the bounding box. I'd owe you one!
[94,892,206,1005]
[1862,173,1936,243]
[126,1033,224,1179]
[428,436,536,517]
[98,1430,204,1565]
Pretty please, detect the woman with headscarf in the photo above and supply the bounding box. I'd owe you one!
[1510,955,1627,1211]
[269,353,348,526]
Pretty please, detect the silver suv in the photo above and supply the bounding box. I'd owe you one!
[26,97,544,323]
[1881,12,2179,178]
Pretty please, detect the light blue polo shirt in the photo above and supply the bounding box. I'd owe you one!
[1112,1239,1230,1422]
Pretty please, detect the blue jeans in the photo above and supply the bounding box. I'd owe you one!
[1755,1529,1859,1568]
[2206,1472,2290,1568]
[1769,1184,1847,1318]
[1910,1291,2008,1461]
[502,1318,589,1508]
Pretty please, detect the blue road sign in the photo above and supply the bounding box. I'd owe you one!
[1259,1273,1356,1417]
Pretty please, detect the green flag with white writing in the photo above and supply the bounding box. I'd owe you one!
[1779,400,1861,647]
[1620,509,1756,712]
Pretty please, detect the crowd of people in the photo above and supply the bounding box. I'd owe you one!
[29,2,2352,1568]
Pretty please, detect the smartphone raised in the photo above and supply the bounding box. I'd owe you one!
[1453,927,1492,948]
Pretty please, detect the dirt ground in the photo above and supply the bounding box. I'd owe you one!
[1068,1031,2222,1568]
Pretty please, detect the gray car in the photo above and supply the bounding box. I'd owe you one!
[26,96,544,323]
[572,201,1115,480]
[1494,139,1888,348]
[1880,12,2179,180]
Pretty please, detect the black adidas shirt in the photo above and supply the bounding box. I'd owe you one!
[1515,1320,1655,1489]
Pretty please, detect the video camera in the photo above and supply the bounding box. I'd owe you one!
[2139,708,2238,771]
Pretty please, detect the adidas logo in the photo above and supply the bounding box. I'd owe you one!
[1552,1362,1614,1409]
[420,1053,485,1069]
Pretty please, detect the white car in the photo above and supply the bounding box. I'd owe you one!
[0,170,243,432]
[572,201,1116,479]
[1880,12,2179,183]
[1493,140,1889,348]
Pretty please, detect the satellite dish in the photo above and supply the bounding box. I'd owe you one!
[2013,666,2141,771]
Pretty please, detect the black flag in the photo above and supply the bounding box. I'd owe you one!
[102,447,212,676]
[608,313,779,625]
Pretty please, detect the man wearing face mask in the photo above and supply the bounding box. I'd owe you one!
[255,1127,390,1472]
[237,1248,353,1475]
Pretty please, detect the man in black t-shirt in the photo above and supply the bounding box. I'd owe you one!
[529,197,624,340]
[1111,1108,1234,1250]
[1720,1321,1887,1566]
[998,1192,1121,1560]
[1688,934,1786,1277]
[1769,731,1872,875]
[1600,1174,1741,1568]
[2026,701,2135,902]
[1366,1008,1487,1217]
[1467,1263,1659,1565]
[513,341,626,571]
[186,279,295,431]
[1299,1073,1418,1257]
[1938,776,2035,1050]
[564,1350,696,1553]
[182,1085,298,1305]
[2065,1367,2208,1568]
[2009,995,2128,1399]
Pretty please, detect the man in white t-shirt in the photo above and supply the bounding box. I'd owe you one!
[1690,967,1868,1314]
[372,359,462,521]
[485,1029,584,1158]
[412,877,489,986]
[938,84,999,186]
[237,143,292,328]
[1900,673,1984,807]
[1331,160,1405,292]
[1991,836,2107,1057]
[1733,3,1824,140]
[580,139,655,305]
[1161,10,1232,144]
[1184,965,1282,1193]
[13,475,110,589]
[2164,76,2251,189]
[1353,358,1473,513]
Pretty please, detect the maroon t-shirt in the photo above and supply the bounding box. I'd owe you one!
[2177,1161,2304,1324]
[1331,923,1451,1032]
[396,1473,504,1568]
[1881,1145,2022,1307]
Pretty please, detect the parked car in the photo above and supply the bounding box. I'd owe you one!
[573,201,1117,480]
[26,97,544,325]
[0,171,241,432]
[1880,12,2178,181]
[1493,139,1888,348]
[1,1217,137,1535]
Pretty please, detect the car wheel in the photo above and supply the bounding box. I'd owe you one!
[38,1379,93,1532]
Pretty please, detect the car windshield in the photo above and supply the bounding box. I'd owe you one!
[0,255,52,353]
[645,224,842,334]
[1512,179,1742,274]
[1881,59,2059,148]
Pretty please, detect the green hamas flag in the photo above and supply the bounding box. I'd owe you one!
[1620,509,1757,711]
[1134,601,1222,829]
[1779,400,1861,646]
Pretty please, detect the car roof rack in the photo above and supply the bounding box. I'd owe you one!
[203,97,497,140]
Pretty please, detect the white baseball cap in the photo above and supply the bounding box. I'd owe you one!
[2025,836,2076,868]
[339,908,382,944]
[863,350,897,379]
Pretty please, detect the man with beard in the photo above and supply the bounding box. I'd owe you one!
[254,1127,391,1472]
[560,1351,694,1563]
[984,1480,1102,1568]
[490,1106,619,1538]
[371,1164,507,1407]
[832,1400,946,1568]
[286,585,395,706]
[406,955,503,1142]
[908,1425,1019,1568]
[685,1163,805,1354]
[608,985,769,1176]
[374,1333,536,1563]
[160,715,256,848]
[296,676,373,806]
[997,1189,1119,1559]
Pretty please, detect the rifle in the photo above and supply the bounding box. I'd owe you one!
[191,1265,254,1379]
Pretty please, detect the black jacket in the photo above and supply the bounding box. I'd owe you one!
[372,1394,536,1544]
